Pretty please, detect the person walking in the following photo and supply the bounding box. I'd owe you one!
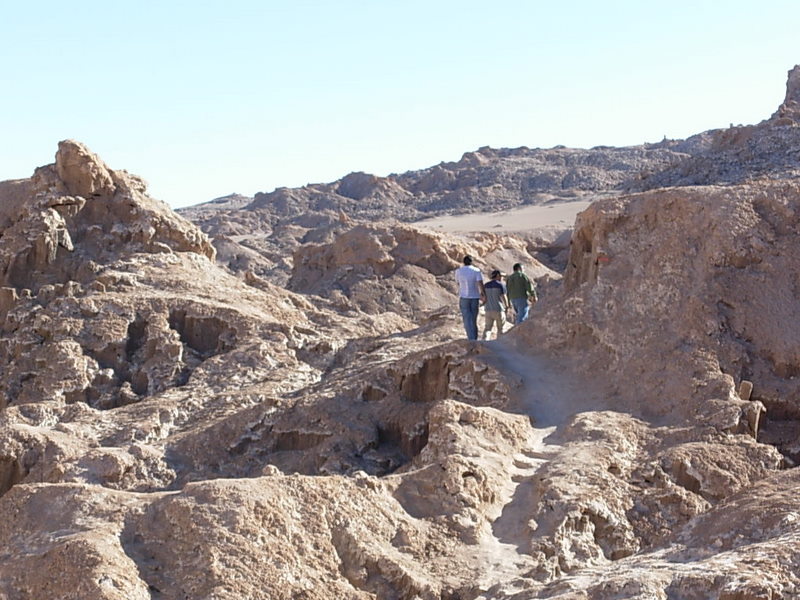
[454,255,485,340]
[482,269,509,340]
[506,262,537,325]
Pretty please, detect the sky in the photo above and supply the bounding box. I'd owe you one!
[1,1,798,208]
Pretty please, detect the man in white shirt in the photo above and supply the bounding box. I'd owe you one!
[454,255,486,340]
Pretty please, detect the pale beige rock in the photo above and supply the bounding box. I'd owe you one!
[289,222,555,317]
[54,139,116,198]
[0,140,214,293]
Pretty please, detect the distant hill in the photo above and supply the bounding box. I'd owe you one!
[179,65,800,285]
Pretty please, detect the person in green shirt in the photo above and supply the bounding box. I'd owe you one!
[506,262,537,324]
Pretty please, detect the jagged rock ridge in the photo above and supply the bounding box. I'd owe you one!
[181,67,800,291]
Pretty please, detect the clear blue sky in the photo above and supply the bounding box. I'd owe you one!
[1,1,798,208]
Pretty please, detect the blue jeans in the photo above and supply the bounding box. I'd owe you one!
[511,297,529,324]
[459,297,480,340]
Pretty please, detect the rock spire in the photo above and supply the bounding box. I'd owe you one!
[771,64,800,122]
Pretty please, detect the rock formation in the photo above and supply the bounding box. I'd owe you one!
[0,140,213,292]
[486,179,800,597]
[772,64,800,122]
[3,67,800,599]
[180,145,686,284]
[289,223,555,317]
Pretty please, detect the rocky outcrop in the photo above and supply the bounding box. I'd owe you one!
[54,139,116,198]
[0,141,234,412]
[772,64,800,122]
[532,182,800,435]
[335,171,411,202]
[289,223,556,316]
[0,140,214,292]
[0,143,418,415]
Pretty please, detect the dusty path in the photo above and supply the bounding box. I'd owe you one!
[458,423,555,591]
[483,338,606,426]
[461,338,608,593]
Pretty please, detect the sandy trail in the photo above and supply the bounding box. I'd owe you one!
[465,338,607,591]
[485,338,606,426]
[424,200,607,590]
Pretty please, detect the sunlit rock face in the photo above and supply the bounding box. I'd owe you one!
[0,139,214,292]
[2,68,800,600]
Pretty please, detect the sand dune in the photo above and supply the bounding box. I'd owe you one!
[414,199,593,233]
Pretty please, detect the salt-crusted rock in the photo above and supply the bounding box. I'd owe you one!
[516,181,800,436]
[336,171,411,202]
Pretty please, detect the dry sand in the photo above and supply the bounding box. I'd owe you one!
[414,199,593,233]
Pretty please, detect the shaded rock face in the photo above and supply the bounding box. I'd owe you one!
[0,279,240,410]
[5,66,800,600]
[539,181,800,461]
[560,184,800,404]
